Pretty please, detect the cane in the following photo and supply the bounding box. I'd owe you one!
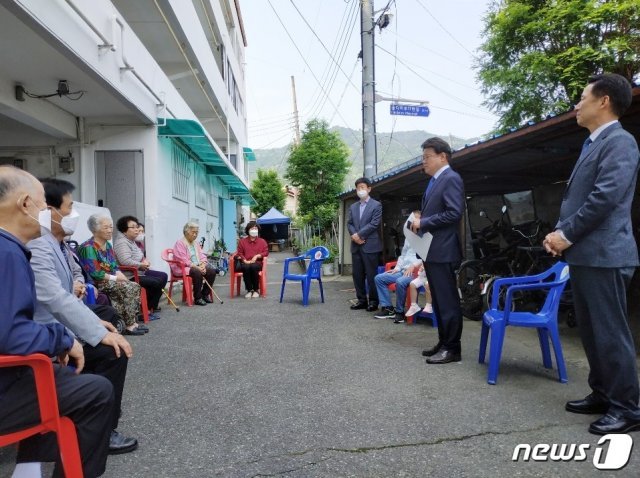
[161,288,181,312]
[203,277,224,304]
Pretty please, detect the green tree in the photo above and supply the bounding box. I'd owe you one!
[477,0,640,132]
[285,119,350,230]
[250,169,286,217]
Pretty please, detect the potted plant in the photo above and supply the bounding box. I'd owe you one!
[322,243,338,276]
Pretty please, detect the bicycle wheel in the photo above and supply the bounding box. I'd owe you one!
[456,261,484,321]
[483,276,516,313]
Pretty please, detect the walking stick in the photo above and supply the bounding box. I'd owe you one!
[161,288,180,312]
[203,277,224,304]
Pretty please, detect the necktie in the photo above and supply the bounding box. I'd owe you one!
[60,241,72,272]
[423,177,436,202]
[581,138,592,156]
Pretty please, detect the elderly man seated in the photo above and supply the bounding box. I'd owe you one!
[0,165,113,478]
[28,177,138,458]
[373,239,423,322]
[78,214,146,336]
[172,221,217,306]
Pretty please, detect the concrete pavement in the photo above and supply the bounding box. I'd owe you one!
[2,251,639,477]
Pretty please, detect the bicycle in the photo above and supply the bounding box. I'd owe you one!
[457,211,556,320]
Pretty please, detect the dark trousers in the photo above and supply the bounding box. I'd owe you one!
[137,270,168,310]
[237,261,263,292]
[189,265,217,300]
[570,265,640,416]
[83,343,128,430]
[0,365,114,478]
[425,261,463,353]
[352,249,380,304]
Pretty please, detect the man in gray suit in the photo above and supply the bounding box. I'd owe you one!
[28,178,139,453]
[347,177,383,311]
[544,73,640,435]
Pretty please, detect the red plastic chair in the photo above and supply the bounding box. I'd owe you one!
[382,261,436,326]
[229,253,267,298]
[118,265,150,323]
[0,354,83,477]
[161,248,194,307]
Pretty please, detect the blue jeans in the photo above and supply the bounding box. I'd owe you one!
[374,272,413,312]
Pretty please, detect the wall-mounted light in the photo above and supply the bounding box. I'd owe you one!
[15,81,85,102]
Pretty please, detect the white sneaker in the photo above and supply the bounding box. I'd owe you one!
[405,303,421,317]
[245,291,253,299]
[424,303,433,314]
[251,291,260,298]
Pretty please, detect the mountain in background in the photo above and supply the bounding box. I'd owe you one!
[249,127,478,187]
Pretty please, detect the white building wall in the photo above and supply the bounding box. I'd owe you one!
[1,0,251,270]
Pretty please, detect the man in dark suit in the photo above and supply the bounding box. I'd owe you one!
[347,177,383,311]
[412,137,465,364]
[544,73,640,435]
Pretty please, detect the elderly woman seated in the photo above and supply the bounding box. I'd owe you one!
[78,213,146,336]
[235,221,269,298]
[114,215,168,319]
[172,221,217,306]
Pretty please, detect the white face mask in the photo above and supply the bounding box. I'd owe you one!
[356,189,369,199]
[55,209,80,236]
[27,204,51,237]
[249,228,259,237]
[136,233,145,242]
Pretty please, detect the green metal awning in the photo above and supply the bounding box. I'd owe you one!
[158,119,255,205]
[243,147,256,161]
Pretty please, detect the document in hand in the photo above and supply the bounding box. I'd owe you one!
[403,219,432,261]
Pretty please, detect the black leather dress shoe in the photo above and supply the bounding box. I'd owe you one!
[426,349,461,364]
[194,298,207,306]
[366,303,379,312]
[123,328,145,336]
[421,343,442,357]
[203,296,214,303]
[109,430,138,455]
[565,394,609,415]
[350,301,368,310]
[589,412,640,435]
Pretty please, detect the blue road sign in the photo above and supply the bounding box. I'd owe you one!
[390,104,430,117]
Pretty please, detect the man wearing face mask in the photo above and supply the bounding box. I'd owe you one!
[347,177,383,311]
[0,166,114,478]
[27,177,139,455]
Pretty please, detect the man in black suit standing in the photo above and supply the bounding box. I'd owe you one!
[544,73,640,435]
[412,137,465,364]
[348,177,383,311]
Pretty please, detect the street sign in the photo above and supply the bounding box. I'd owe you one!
[390,104,430,117]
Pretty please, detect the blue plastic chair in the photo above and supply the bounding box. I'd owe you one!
[410,285,438,328]
[479,261,570,385]
[280,246,329,306]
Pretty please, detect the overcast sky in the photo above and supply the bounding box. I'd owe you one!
[242,0,498,149]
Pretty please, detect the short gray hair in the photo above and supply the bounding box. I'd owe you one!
[88,213,112,233]
[183,221,199,234]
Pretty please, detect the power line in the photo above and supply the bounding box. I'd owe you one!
[413,0,477,59]
[302,0,355,116]
[309,0,360,119]
[375,43,486,112]
[266,0,360,144]
[375,45,478,91]
[329,57,360,124]
[289,0,360,112]
[248,118,297,133]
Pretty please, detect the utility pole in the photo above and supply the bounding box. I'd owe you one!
[361,0,377,178]
[291,75,301,146]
